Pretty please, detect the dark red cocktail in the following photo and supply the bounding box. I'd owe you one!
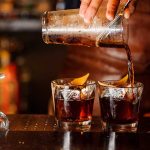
[99,82,143,132]
[51,79,96,131]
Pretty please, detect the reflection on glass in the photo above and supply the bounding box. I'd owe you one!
[0,111,9,131]
[62,131,71,150]
[108,132,116,150]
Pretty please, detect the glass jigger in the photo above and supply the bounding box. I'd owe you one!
[42,0,128,47]
[51,78,96,131]
[98,81,143,132]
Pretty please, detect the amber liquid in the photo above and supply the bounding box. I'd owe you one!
[99,43,135,85]
[99,44,136,125]
[55,98,94,122]
[125,44,134,86]
[43,34,96,47]
[100,97,139,124]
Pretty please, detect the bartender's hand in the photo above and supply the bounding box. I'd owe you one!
[79,0,137,23]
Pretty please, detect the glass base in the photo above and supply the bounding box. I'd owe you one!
[102,121,138,132]
[0,112,9,131]
[57,120,91,132]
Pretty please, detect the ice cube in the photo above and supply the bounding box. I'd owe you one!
[81,85,95,100]
[101,88,126,98]
[110,88,126,98]
[61,88,80,101]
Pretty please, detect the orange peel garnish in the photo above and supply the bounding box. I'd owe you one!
[98,81,116,87]
[98,74,128,87]
[114,74,128,86]
[71,73,89,85]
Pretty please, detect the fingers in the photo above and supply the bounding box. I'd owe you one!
[124,7,130,19]
[127,0,136,14]
[124,0,130,19]
[106,0,120,20]
[79,0,102,23]
[106,0,137,20]
[124,0,136,19]
[84,0,102,23]
[79,0,137,23]
[79,0,91,18]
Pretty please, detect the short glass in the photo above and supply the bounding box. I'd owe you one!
[51,78,96,131]
[98,81,143,132]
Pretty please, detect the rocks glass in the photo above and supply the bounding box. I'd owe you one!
[99,81,143,132]
[51,78,96,131]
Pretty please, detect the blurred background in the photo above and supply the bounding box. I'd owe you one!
[0,0,150,116]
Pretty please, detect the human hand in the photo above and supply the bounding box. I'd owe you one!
[79,0,137,23]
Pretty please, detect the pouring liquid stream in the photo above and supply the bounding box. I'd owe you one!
[42,0,135,87]
[99,43,134,87]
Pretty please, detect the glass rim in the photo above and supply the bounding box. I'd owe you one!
[51,78,96,86]
[98,81,144,89]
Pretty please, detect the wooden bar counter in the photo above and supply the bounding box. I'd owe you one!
[0,115,149,150]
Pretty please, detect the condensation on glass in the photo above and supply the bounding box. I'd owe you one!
[42,0,128,47]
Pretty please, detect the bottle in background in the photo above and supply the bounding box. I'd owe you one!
[0,38,19,114]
